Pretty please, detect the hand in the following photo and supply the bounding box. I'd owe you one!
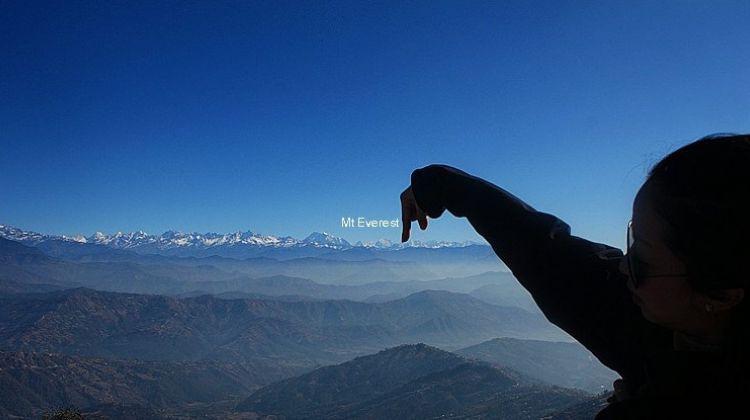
[400,186,429,242]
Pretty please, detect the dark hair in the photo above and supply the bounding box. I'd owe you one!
[645,133,750,379]
[646,133,750,293]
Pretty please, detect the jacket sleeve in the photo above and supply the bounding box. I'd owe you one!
[410,164,665,379]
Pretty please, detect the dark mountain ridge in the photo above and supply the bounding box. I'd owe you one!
[237,343,590,419]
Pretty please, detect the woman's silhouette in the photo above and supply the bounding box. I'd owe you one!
[400,133,749,418]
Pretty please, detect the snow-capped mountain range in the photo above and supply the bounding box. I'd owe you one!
[0,224,481,251]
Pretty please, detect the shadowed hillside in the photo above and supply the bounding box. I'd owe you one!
[237,344,590,419]
[457,337,618,393]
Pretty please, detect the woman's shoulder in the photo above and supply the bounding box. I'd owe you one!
[597,351,749,419]
[595,397,736,419]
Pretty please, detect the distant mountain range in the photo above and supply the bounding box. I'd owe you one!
[0,224,481,252]
[0,233,612,418]
[0,287,567,363]
[0,226,617,419]
[0,236,512,295]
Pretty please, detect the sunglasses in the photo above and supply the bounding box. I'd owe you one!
[626,220,688,288]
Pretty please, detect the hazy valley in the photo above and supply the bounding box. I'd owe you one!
[0,226,616,418]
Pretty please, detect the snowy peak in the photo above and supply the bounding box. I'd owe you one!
[0,224,54,245]
[302,232,351,248]
[0,224,481,251]
[88,230,156,248]
[354,238,395,248]
[61,235,88,243]
[86,230,303,250]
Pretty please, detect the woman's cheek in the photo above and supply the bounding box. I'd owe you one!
[637,279,692,326]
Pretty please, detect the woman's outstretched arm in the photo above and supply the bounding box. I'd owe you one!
[402,164,670,381]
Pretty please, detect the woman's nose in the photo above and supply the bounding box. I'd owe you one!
[618,255,638,292]
[618,255,629,277]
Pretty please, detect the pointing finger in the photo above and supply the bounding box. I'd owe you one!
[401,193,412,242]
[416,206,428,230]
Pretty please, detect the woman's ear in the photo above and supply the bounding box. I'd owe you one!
[699,288,745,313]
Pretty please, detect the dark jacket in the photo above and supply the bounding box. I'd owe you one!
[409,164,745,419]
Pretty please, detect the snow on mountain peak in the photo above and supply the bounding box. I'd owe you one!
[0,223,480,251]
[62,234,88,243]
[303,232,351,248]
[0,224,48,244]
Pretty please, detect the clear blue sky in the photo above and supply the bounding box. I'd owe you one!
[2,0,749,249]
